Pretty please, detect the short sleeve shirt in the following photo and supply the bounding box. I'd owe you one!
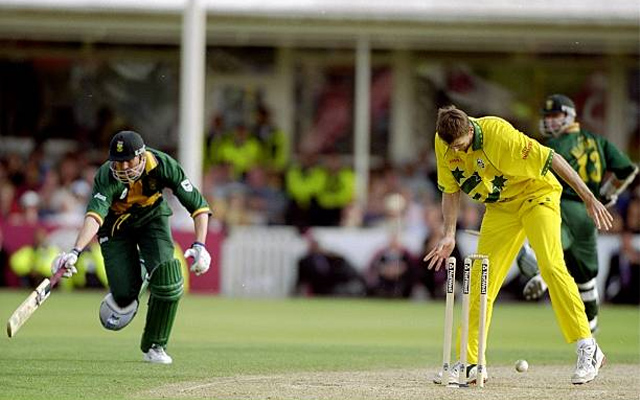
[435,116,562,204]
[86,149,210,227]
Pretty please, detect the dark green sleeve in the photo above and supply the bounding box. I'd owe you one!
[600,136,636,179]
[85,163,121,224]
[155,151,211,217]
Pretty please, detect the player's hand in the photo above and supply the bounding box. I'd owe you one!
[423,235,456,271]
[585,196,614,231]
[184,242,211,276]
[51,249,80,278]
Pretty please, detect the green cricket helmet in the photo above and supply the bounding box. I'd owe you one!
[539,94,577,138]
[108,130,147,184]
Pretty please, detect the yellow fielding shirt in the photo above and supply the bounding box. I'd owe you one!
[435,116,562,204]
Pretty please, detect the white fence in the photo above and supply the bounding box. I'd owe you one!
[221,226,307,298]
[220,226,638,299]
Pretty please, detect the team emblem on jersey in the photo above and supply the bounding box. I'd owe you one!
[476,158,485,169]
[521,140,533,159]
[181,179,193,192]
[148,179,157,191]
[116,141,124,153]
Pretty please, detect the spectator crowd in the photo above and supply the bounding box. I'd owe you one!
[1,106,638,304]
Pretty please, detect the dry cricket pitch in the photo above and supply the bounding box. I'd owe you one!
[139,364,639,400]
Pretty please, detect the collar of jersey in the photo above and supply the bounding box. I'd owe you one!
[470,119,483,151]
[144,150,158,173]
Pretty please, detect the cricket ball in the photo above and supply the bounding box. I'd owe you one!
[515,359,529,373]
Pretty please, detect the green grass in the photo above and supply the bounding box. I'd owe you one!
[0,290,638,400]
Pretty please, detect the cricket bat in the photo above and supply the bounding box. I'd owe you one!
[6,268,66,338]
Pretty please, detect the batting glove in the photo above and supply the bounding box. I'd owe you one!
[51,248,80,278]
[184,242,211,276]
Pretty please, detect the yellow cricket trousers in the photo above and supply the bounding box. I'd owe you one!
[460,192,591,364]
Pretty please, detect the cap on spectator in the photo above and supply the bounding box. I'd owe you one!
[20,190,40,208]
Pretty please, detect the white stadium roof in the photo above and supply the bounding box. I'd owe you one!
[0,0,638,52]
[1,0,638,23]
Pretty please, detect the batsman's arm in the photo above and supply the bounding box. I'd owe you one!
[192,212,209,245]
[73,215,101,251]
[551,153,613,230]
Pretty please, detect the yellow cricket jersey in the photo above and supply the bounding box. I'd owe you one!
[435,116,562,204]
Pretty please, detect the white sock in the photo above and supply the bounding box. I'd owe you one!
[577,338,595,348]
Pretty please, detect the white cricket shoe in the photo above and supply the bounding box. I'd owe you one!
[523,274,548,300]
[433,361,461,385]
[143,344,173,364]
[571,339,605,384]
[433,361,488,386]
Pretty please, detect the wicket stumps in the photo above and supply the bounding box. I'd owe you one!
[439,254,489,388]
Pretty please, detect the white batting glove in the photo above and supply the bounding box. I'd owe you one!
[184,242,211,276]
[51,249,80,278]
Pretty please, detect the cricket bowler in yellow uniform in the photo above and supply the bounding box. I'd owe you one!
[425,106,613,385]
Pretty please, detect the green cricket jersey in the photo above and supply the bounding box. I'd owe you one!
[86,149,210,234]
[545,126,636,202]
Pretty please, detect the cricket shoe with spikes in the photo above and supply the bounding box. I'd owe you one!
[433,361,488,386]
[523,274,548,301]
[143,344,173,364]
[571,339,605,384]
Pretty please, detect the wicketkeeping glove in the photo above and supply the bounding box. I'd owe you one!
[51,248,80,278]
[184,242,211,276]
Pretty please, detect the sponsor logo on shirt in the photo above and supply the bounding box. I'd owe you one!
[449,157,463,164]
[93,193,107,201]
[522,140,533,159]
[181,179,193,192]
[476,158,485,169]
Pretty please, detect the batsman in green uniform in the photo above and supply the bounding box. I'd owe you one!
[51,130,212,364]
[519,94,638,333]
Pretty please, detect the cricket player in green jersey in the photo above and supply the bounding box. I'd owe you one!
[51,130,212,364]
[519,94,638,334]
[425,105,613,385]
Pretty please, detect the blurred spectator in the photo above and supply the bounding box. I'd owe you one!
[418,207,463,299]
[365,235,417,298]
[5,152,26,188]
[315,153,355,226]
[399,159,438,206]
[624,196,640,233]
[285,151,324,229]
[364,165,404,226]
[245,167,287,225]
[294,236,365,297]
[8,190,41,225]
[219,187,253,227]
[605,230,640,304]
[0,228,8,286]
[458,197,483,231]
[205,113,226,167]
[74,241,109,289]
[9,227,60,288]
[0,180,16,222]
[362,167,390,226]
[254,106,289,173]
[216,124,262,180]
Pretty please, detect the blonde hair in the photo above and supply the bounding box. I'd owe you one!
[436,105,470,144]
